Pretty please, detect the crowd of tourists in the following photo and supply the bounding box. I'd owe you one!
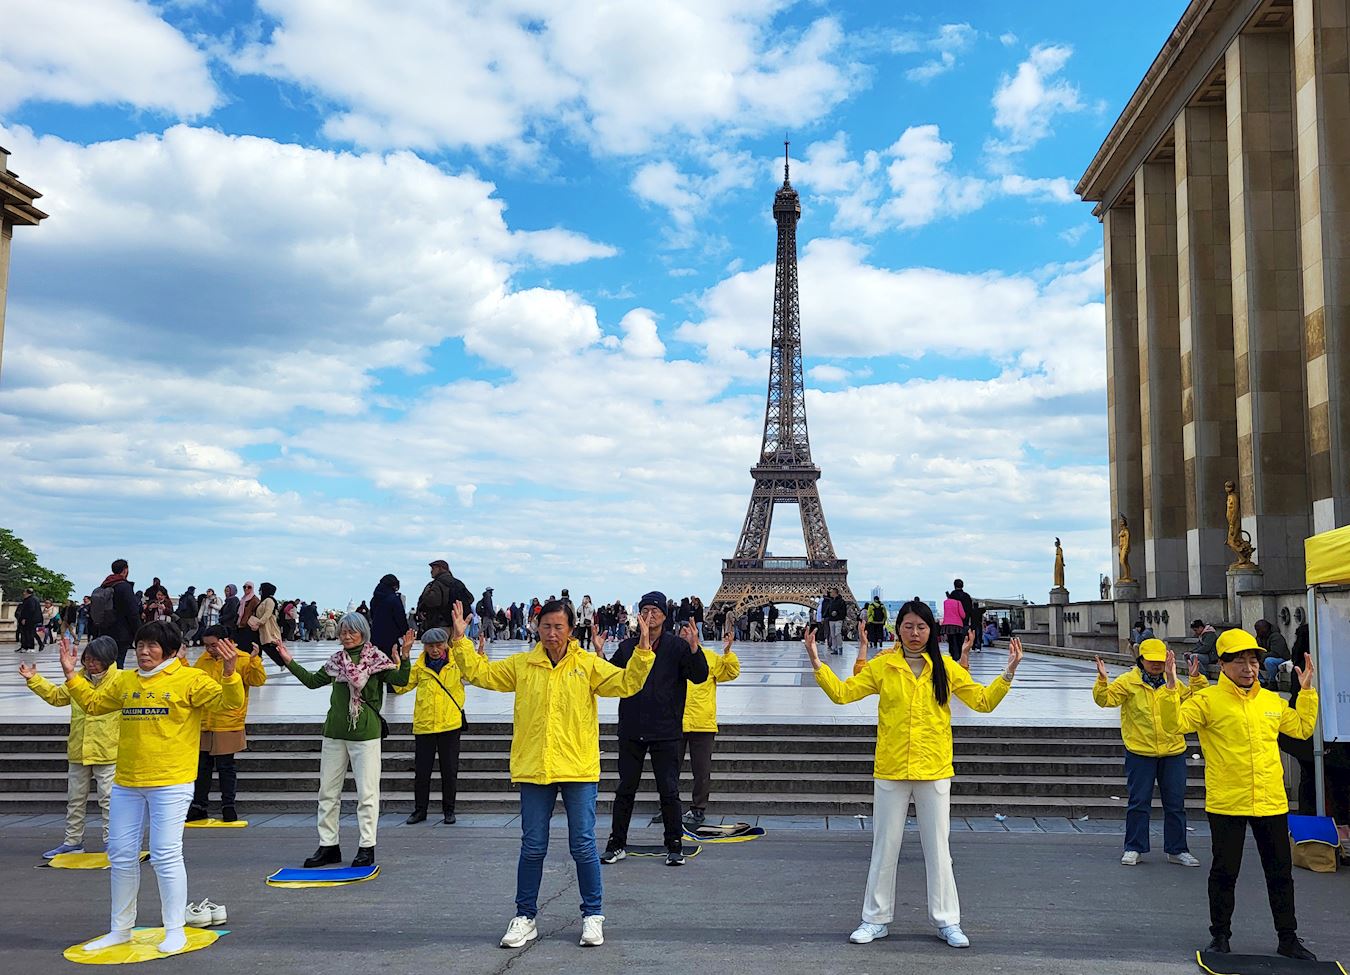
[12,556,1329,963]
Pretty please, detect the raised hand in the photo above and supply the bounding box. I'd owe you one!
[637,615,651,650]
[722,626,734,654]
[680,620,700,654]
[58,637,79,678]
[1094,656,1108,681]
[450,602,468,642]
[272,640,293,665]
[1295,656,1315,690]
[395,628,415,664]
[217,638,239,677]
[1006,637,1024,675]
[592,624,608,659]
[18,661,37,679]
[804,625,820,666]
[1187,654,1201,680]
[1163,648,1178,690]
[962,628,976,654]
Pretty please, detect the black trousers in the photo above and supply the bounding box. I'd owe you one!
[192,751,238,809]
[682,732,716,811]
[18,622,38,651]
[608,737,683,852]
[1207,812,1297,940]
[259,642,284,667]
[413,729,461,815]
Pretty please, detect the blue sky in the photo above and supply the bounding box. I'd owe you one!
[0,0,1187,611]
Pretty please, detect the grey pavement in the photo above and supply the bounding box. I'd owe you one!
[2,638,1120,727]
[2,819,1347,974]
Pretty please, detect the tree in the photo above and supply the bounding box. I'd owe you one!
[0,528,73,603]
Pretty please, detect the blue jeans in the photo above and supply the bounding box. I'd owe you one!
[1124,751,1189,854]
[516,782,601,919]
[1263,656,1285,686]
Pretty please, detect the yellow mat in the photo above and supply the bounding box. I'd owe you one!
[64,927,222,964]
[47,852,149,870]
[184,819,248,829]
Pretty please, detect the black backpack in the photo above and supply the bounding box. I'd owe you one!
[90,586,119,631]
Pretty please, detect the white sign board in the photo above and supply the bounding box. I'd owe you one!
[1314,590,1350,742]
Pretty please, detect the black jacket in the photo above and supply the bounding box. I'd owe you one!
[609,630,709,742]
[17,594,41,627]
[299,602,319,626]
[416,571,475,634]
[369,583,409,654]
[219,595,240,630]
[823,596,847,622]
[99,579,141,649]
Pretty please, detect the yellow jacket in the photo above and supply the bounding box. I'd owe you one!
[1093,668,1208,757]
[854,646,897,676]
[455,637,653,784]
[816,653,1011,780]
[66,658,245,788]
[193,651,267,732]
[684,647,741,733]
[26,666,121,765]
[1160,674,1318,816]
[392,649,466,734]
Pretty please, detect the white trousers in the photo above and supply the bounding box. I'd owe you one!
[828,620,843,652]
[106,782,193,934]
[67,762,116,846]
[317,736,381,848]
[862,778,960,928]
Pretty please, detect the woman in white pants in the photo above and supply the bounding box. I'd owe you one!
[60,622,243,955]
[808,598,1023,949]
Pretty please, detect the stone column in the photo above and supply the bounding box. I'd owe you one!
[1104,206,1145,595]
[1175,105,1240,596]
[1226,32,1311,590]
[1135,161,1188,597]
[1294,0,1350,534]
[0,148,48,380]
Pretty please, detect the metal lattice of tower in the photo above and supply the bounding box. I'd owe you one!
[710,144,858,622]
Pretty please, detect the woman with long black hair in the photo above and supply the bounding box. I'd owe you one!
[807,598,1022,950]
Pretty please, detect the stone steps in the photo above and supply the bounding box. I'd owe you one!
[0,721,1212,819]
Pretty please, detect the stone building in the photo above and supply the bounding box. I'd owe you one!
[1049,0,1347,654]
[0,146,47,380]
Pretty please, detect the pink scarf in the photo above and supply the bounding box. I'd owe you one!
[322,643,395,729]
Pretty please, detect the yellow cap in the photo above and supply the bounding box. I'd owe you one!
[1138,638,1168,662]
[1216,628,1259,656]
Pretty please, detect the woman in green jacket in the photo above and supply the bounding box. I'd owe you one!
[274,612,411,869]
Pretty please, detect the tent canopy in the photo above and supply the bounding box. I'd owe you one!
[1305,524,1350,586]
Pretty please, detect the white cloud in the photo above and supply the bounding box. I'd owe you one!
[998,173,1077,203]
[904,23,976,83]
[618,309,666,358]
[880,125,988,228]
[999,32,1019,47]
[989,44,1084,156]
[808,364,850,383]
[0,0,217,116]
[232,0,861,157]
[630,150,756,239]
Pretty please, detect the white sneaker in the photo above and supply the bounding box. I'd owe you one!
[939,923,970,948]
[201,899,227,924]
[185,902,214,927]
[500,916,538,949]
[1120,850,1141,865]
[1168,852,1201,867]
[849,921,889,944]
[580,914,605,947]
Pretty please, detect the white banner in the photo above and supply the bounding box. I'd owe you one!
[1314,589,1350,742]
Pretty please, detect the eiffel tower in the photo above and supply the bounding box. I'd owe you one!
[711,143,858,622]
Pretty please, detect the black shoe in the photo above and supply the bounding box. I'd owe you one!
[442,813,456,824]
[352,846,376,868]
[665,848,685,866]
[1277,938,1317,961]
[405,810,427,825]
[303,845,342,868]
[599,847,626,864]
[186,806,208,822]
[221,805,237,823]
[1203,936,1231,954]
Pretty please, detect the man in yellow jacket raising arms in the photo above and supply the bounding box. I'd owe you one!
[1160,629,1318,961]
[451,598,654,951]
[681,625,740,827]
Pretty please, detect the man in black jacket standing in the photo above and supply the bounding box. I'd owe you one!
[602,590,709,866]
[15,588,41,652]
[415,559,474,636]
[90,558,141,668]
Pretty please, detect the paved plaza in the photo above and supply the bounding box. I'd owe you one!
[2,638,1118,727]
[2,816,1348,975]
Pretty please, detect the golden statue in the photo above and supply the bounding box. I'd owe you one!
[1117,514,1134,583]
[1053,537,1066,589]
[1225,479,1257,569]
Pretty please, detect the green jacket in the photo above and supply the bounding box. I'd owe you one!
[287,652,411,741]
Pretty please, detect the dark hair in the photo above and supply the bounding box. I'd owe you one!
[134,619,183,658]
[82,636,118,669]
[895,599,949,706]
[111,558,128,574]
[952,579,964,589]
[201,624,230,640]
[538,598,576,628]
[259,581,277,599]
[378,573,400,591]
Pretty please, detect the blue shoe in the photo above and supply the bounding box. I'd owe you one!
[43,843,84,859]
